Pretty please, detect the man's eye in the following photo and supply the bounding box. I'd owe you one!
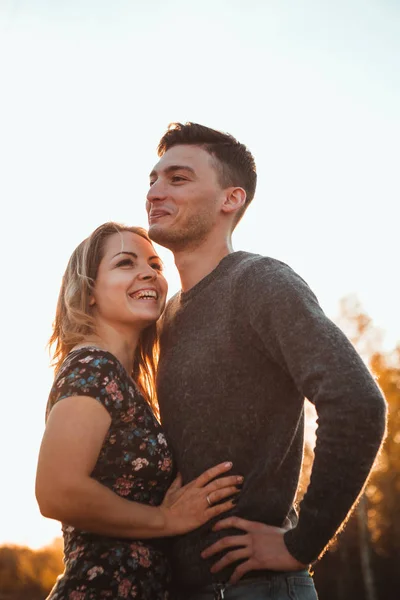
[149,180,156,186]
[171,176,186,183]
[116,259,134,268]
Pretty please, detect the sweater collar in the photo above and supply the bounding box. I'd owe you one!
[179,251,247,302]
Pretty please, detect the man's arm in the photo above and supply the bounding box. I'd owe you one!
[240,258,387,564]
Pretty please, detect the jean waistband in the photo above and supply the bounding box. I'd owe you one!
[179,569,311,599]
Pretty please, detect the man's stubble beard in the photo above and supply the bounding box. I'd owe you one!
[148,212,216,253]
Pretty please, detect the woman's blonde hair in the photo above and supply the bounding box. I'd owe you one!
[48,222,160,411]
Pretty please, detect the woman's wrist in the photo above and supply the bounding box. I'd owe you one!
[127,504,173,539]
[156,505,174,537]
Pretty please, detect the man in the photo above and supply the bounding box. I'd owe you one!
[146,122,386,599]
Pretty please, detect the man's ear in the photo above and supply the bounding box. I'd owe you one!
[221,187,247,216]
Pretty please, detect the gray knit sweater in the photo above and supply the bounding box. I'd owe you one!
[157,251,386,589]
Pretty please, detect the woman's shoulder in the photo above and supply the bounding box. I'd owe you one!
[48,347,133,416]
[61,346,119,371]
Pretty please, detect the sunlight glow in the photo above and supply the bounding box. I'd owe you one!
[1,0,399,549]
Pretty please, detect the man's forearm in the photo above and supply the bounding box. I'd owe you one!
[247,262,388,564]
[284,386,387,564]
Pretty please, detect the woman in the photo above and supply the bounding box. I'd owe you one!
[36,222,242,599]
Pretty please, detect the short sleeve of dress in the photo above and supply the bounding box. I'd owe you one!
[48,348,127,419]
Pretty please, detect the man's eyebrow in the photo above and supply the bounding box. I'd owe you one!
[149,165,196,179]
[112,251,161,262]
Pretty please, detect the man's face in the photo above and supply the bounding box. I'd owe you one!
[146,145,225,251]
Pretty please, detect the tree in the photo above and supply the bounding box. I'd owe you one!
[312,295,400,600]
[0,539,63,600]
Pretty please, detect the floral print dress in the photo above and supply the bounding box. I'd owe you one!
[46,348,175,600]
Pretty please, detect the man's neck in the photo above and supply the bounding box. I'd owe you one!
[174,238,234,292]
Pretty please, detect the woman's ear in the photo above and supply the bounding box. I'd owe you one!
[89,295,96,307]
[221,187,247,216]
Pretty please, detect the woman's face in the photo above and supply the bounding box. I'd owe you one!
[90,231,168,330]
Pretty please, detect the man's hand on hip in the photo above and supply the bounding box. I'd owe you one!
[201,516,307,584]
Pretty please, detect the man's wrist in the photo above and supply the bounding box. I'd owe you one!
[283,527,313,567]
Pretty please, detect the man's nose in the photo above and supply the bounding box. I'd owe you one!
[146,179,167,203]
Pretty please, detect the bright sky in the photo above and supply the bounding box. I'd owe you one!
[0,0,399,549]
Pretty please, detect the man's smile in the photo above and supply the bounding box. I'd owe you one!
[148,209,171,223]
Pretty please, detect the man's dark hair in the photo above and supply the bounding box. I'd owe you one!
[157,122,257,226]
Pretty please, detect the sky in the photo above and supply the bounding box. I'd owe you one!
[0,0,399,549]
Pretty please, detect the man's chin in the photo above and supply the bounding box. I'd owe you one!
[148,224,173,248]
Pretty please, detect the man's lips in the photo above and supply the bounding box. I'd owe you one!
[148,210,171,222]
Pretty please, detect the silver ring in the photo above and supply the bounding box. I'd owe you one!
[206,494,212,507]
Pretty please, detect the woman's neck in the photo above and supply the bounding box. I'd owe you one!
[75,322,141,374]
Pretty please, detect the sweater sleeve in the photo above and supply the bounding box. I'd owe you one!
[237,258,387,564]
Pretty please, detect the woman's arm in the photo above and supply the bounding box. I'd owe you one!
[36,396,240,539]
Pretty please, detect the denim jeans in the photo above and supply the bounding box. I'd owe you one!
[176,570,318,600]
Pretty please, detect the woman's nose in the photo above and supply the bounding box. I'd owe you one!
[138,266,157,280]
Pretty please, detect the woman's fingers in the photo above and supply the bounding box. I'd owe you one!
[206,485,240,507]
[194,462,233,488]
[205,474,243,493]
[207,498,239,518]
[201,535,248,559]
[168,472,182,491]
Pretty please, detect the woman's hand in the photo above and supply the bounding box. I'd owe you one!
[201,516,306,584]
[160,462,243,536]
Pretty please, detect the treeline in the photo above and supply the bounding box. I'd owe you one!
[311,297,399,600]
[0,539,63,600]
[0,298,398,599]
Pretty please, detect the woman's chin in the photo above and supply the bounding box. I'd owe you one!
[128,310,161,328]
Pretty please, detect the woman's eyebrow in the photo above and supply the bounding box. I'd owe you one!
[112,251,138,259]
[112,251,161,262]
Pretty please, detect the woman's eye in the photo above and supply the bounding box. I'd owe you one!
[116,259,134,268]
[151,263,163,272]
